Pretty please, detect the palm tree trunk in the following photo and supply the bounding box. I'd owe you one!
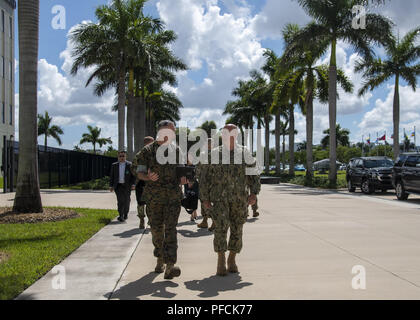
[288,104,295,176]
[13,0,43,213]
[264,115,270,174]
[117,64,126,151]
[126,93,135,160]
[139,87,146,148]
[282,134,286,172]
[257,120,262,173]
[306,89,314,184]
[328,39,338,186]
[393,74,400,160]
[44,134,47,152]
[275,110,281,175]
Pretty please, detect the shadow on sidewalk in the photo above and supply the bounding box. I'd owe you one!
[178,228,212,238]
[184,274,252,298]
[113,228,143,238]
[108,272,179,300]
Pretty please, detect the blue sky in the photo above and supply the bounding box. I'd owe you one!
[14,0,420,152]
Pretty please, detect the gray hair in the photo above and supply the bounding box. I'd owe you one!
[157,120,175,131]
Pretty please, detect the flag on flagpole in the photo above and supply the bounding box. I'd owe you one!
[379,134,386,141]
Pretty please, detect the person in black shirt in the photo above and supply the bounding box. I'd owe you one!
[182,179,199,221]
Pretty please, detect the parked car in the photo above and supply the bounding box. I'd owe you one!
[346,157,394,194]
[295,164,306,172]
[392,153,420,200]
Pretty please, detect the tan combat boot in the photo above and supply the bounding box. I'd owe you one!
[208,220,215,232]
[197,217,208,229]
[164,264,181,280]
[227,251,238,273]
[139,218,145,229]
[216,252,227,276]
[155,257,165,274]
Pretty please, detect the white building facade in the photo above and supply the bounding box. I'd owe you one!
[0,0,15,176]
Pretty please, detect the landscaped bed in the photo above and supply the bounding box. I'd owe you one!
[0,207,118,300]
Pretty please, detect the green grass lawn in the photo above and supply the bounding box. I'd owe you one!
[0,208,118,300]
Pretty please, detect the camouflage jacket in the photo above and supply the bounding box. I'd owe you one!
[200,144,261,203]
[131,141,184,204]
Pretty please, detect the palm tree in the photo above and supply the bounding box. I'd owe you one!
[289,0,393,186]
[80,125,112,154]
[71,0,148,151]
[356,27,420,160]
[199,121,217,138]
[321,124,351,149]
[13,0,43,213]
[37,111,64,151]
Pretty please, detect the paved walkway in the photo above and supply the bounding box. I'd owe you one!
[11,185,420,300]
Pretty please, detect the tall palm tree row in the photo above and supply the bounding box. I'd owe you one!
[70,0,187,157]
[276,23,353,181]
[288,0,393,186]
[13,0,43,213]
[356,27,420,160]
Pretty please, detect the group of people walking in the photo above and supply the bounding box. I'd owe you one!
[110,120,261,279]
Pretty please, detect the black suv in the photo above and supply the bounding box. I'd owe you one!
[392,153,420,200]
[346,157,394,194]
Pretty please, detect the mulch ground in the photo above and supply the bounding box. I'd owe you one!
[0,252,9,264]
[0,208,80,224]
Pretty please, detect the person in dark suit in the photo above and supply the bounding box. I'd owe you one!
[109,150,136,222]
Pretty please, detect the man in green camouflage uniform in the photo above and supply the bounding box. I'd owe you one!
[200,124,261,276]
[197,138,215,231]
[131,121,187,280]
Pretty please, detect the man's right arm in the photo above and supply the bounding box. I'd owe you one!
[109,164,115,191]
[133,148,156,182]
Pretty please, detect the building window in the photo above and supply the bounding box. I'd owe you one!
[2,103,5,124]
[9,105,12,125]
[9,16,12,38]
[1,11,4,33]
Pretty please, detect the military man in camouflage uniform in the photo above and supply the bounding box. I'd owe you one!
[197,138,215,231]
[200,124,261,276]
[132,120,187,280]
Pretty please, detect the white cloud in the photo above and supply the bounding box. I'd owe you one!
[33,24,118,150]
[358,84,420,142]
[156,0,266,113]
[250,0,310,40]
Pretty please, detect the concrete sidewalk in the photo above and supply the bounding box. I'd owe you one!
[112,184,420,300]
[13,185,420,300]
[15,191,143,300]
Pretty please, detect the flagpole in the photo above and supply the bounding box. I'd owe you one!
[377,132,379,156]
[415,126,417,152]
[362,135,364,156]
[385,130,387,157]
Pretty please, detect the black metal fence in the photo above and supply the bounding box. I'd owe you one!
[2,140,117,192]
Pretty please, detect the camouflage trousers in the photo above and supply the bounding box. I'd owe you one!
[137,205,147,219]
[251,198,258,213]
[212,199,248,254]
[146,200,181,264]
[201,201,212,219]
